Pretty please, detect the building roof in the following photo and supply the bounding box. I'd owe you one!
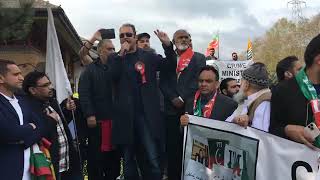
[1,0,57,8]
[2,0,82,58]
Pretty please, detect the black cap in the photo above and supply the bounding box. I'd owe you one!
[137,33,150,40]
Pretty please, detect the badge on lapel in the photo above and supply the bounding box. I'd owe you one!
[135,61,147,84]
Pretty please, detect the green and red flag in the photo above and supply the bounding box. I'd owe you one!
[30,138,56,180]
[205,34,219,57]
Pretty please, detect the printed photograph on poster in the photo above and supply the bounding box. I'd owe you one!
[191,138,209,167]
[183,123,259,180]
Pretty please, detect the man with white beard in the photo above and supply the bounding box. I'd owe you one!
[160,29,206,180]
[226,62,271,131]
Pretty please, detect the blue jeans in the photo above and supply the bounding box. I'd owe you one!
[123,116,161,180]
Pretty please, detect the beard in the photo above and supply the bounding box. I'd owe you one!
[176,44,189,51]
[233,89,247,104]
[5,83,22,93]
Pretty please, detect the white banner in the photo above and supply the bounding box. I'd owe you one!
[206,60,254,83]
[182,115,320,180]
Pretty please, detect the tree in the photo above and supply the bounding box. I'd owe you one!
[252,14,320,75]
[0,0,35,42]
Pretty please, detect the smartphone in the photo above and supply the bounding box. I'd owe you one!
[99,28,115,39]
[304,122,320,139]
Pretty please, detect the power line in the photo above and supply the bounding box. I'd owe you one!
[287,0,307,23]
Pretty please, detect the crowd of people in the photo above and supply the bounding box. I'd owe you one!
[1,22,320,180]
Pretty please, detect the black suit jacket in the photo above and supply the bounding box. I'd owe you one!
[270,78,309,138]
[25,96,80,176]
[160,49,206,115]
[0,94,42,180]
[109,45,176,145]
[185,93,238,121]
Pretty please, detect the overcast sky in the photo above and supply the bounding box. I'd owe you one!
[49,0,320,59]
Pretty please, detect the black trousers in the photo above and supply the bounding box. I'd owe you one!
[87,126,120,180]
[165,114,183,180]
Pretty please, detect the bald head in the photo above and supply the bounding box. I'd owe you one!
[97,39,115,61]
[97,39,113,52]
[173,29,191,40]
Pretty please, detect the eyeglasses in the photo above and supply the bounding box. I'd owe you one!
[119,33,134,38]
[36,82,52,88]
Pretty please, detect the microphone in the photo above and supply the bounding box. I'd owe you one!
[123,49,127,56]
[120,41,129,56]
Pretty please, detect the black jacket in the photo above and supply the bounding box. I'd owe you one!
[270,78,310,138]
[109,45,176,145]
[25,96,80,176]
[78,59,113,120]
[160,50,206,115]
[0,94,42,180]
[185,93,238,120]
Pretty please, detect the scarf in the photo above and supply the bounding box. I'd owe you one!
[295,67,320,147]
[30,138,56,180]
[193,90,218,118]
[101,120,112,152]
[177,47,194,73]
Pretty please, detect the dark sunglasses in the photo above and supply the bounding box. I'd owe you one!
[119,33,134,38]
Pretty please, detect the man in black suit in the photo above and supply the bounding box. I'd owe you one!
[270,34,320,149]
[22,71,81,180]
[108,23,175,180]
[180,65,238,125]
[0,60,42,180]
[78,29,119,180]
[160,29,206,180]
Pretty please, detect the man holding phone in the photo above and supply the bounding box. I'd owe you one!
[78,28,120,179]
[79,29,116,66]
[270,34,320,149]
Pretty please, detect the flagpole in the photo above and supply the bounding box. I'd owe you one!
[46,7,82,171]
[71,109,82,171]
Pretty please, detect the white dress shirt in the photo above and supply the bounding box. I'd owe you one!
[226,90,271,132]
[0,92,31,180]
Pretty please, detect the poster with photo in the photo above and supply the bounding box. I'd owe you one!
[182,115,319,180]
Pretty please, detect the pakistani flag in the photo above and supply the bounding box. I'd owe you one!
[45,7,72,103]
[205,34,219,57]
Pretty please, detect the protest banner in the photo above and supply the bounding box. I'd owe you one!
[206,60,254,83]
[182,115,320,180]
